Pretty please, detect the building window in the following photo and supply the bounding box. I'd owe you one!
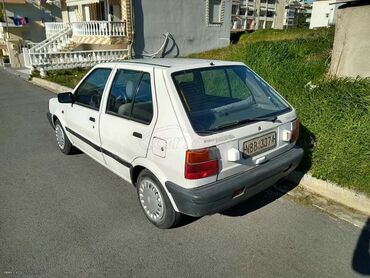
[267,10,274,17]
[206,0,225,26]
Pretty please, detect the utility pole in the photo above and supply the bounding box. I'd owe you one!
[1,0,9,40]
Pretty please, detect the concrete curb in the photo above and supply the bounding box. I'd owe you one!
[27,75,370,216]
[288,171,370,216]
[30,77,73,94]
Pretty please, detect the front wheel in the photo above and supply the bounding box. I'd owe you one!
[137,170,181,229]
[54,119,74,155]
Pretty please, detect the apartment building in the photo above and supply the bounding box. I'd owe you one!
[231,0,286,31]
[231,0,306,30]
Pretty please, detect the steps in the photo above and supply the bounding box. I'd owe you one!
[62,41,79,52]
[23,21,130,71]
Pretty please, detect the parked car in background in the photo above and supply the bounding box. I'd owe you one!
[47,58,303,228]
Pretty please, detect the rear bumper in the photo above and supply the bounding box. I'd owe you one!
[166,146,304,217]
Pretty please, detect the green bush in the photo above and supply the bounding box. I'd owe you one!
[192,28,370,195]
[44,68,90,89]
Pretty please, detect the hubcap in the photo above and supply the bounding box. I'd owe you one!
[55,124,65,150]
[138,178,164,222]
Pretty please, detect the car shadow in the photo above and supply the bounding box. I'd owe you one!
[296,123,316,173]
[175,178,299,228]
[221,178,298,217]
[352,218,370,275]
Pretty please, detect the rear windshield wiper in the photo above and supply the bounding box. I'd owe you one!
[196,130,218,135]
[209,116,280,131]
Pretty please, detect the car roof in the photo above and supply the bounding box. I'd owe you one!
[99,58,243,70]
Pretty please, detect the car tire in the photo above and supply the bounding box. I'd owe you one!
[54,119,74,155]
[137,170,182,229]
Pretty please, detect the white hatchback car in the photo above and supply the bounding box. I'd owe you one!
[47,58,303,228]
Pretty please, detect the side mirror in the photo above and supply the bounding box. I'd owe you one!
[57,92,74,104]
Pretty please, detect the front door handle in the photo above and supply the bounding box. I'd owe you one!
[133,132,142,139]
[89,117,95,122]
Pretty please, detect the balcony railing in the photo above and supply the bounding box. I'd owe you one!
[44,21,126,39]
[71,21,126,37]
[260,3,276,10]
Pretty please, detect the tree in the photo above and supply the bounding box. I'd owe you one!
[294,12,309,28]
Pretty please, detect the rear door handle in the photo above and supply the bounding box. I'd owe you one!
[89,117,95,122]
[133,132,142,139]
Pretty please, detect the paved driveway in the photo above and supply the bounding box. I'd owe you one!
[0,69,369,277]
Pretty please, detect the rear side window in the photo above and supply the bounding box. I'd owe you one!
[107,69,153,124]
[74,68,112,110]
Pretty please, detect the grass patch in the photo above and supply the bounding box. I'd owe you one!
[41,68,91,89]
[192,28,370,195]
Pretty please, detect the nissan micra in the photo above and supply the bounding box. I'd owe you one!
[47,58,303,228]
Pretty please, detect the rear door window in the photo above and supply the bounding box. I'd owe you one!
[106,69,153,124]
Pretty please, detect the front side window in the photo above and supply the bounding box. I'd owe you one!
[172,66,291,134]
[74,68,112,110]
[107,69,153,124]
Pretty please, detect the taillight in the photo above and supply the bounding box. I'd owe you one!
[291,118,300,143]
[185,147,219,179]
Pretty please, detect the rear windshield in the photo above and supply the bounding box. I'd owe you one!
[172,65,291,134]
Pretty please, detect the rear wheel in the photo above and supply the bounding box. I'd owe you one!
[137,170,181,229]
[54,119,74,155]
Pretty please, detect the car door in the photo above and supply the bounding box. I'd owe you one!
[65,67,113,163]
[99,66,157,182]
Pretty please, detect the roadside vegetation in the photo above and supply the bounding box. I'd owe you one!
[192,28,370,195]
[42,68,90,89]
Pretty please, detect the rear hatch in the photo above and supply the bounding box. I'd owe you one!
[171,63,298,181]
[214,117,296,180]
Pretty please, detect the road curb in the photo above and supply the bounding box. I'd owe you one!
[28,75,370,216]
[30,77,73,94]
[288,171,370,216]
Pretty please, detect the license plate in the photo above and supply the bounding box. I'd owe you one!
[242,132,277,158]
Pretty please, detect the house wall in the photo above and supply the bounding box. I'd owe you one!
[132,0,231,58]
[329,3,370,78]
[1,3,62,67]
[4,3,62,42]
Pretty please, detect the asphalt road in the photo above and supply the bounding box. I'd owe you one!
[0,69,369,278]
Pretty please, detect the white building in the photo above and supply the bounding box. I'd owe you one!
[309,0,338,28]
[231,0,299,31]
